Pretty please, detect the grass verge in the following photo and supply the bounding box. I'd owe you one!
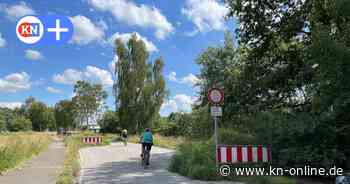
[128,133,185,149]
[0,132,52,174]
[169,140,296,184]
[56,133,113,184]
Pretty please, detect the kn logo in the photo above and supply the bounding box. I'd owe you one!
[16,16,44,44]
[16,15,73,45]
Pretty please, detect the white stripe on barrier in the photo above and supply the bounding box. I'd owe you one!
[242,147,248,162]
[232,147,237,163]
[221,147,227,163]
[253,147,258,162]
[262,147,268,162]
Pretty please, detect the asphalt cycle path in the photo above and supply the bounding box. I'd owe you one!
[0,137,65,184]
[79,142,242,184]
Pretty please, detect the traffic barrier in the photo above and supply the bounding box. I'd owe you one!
[217,145,271,163]
[82,136,103,145]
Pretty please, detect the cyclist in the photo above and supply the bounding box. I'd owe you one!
[121,129,128,146]
[140,128,153,165]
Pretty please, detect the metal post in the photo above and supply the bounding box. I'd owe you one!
[214,116,218,172]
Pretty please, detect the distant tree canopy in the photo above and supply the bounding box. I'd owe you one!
[113,34,167,133]
[55,99,75,130]
[26,98,55,131]
[72,81,108,128]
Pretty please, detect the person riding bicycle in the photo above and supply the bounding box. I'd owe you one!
[121,129,128,144]
[140,128,153,165]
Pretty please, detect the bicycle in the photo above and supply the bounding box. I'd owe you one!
[121,136,127,146]
[141,146,151,169]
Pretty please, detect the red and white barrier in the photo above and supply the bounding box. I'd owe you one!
[217,145,271,163]
[82,136,103,144]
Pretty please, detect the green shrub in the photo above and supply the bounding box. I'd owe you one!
[219,128,256,145]
[8,116,32,132]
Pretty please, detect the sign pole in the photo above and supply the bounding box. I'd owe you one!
[207,87,224,173]
[214,115,218,172]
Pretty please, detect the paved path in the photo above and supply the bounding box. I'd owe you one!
[0,137,65,184]
[79,142,241,184]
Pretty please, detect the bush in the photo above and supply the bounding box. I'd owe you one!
[219,128,256,145]
[169,140,218,180]
[99,111,120,133]
[8,116,32,132]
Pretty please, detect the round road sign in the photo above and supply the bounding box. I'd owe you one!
[208,88,224,104]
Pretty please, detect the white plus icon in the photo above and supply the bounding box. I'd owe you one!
[47,19,69,41]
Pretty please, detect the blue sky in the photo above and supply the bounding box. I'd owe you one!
[0,0,235,116]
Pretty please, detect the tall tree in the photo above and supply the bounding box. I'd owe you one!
[55,100,75,130]
[72,81,108,128]
[113,34,167,133]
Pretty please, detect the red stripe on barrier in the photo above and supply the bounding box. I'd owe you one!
[217,146,221,163]
[248,145,253,162]
[237,145,242,162]
[226,146,232,163]
[257,145,263,161]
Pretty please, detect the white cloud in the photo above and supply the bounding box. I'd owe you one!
[0,72,31,92]
[97,19,108,30]
[167,71,177,82]
[109,32,158,53]
[25,49,43,61]
[160,100,178,116]
[0,1,35,21]
[53,69,83,85]
[160,94,197,116]
[167,72,201,86]
[182,73,201,86]
[87,0,174,39]
[0,102,23,109]
[182,0,228,34]
[174,94,195,112]
[0,33,6,47]
[53,66,113,87]
[69,15,105,45]
[84,66,113,87]
[46,86,62,94]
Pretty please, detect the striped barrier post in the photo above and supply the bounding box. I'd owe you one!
[217,145,271,163]
[82,136,103,145]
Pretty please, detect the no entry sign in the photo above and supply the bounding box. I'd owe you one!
[208,88,224,104]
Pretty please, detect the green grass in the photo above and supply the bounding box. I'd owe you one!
[128,133,185,149]
[56,132,113,184]
[0,132,52,174]
[169,140,296,184]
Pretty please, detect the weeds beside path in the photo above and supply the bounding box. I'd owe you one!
[56,133,114,184]
[0,132,52,174]
[0,136,64,184]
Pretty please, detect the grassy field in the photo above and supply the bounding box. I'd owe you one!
[56,133,114,184]
[0,132,52,174]
[128,133,185,149]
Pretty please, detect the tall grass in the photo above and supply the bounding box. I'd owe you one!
[56,135,84,184]
[128,133,185,149]
[0,132,52,174]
